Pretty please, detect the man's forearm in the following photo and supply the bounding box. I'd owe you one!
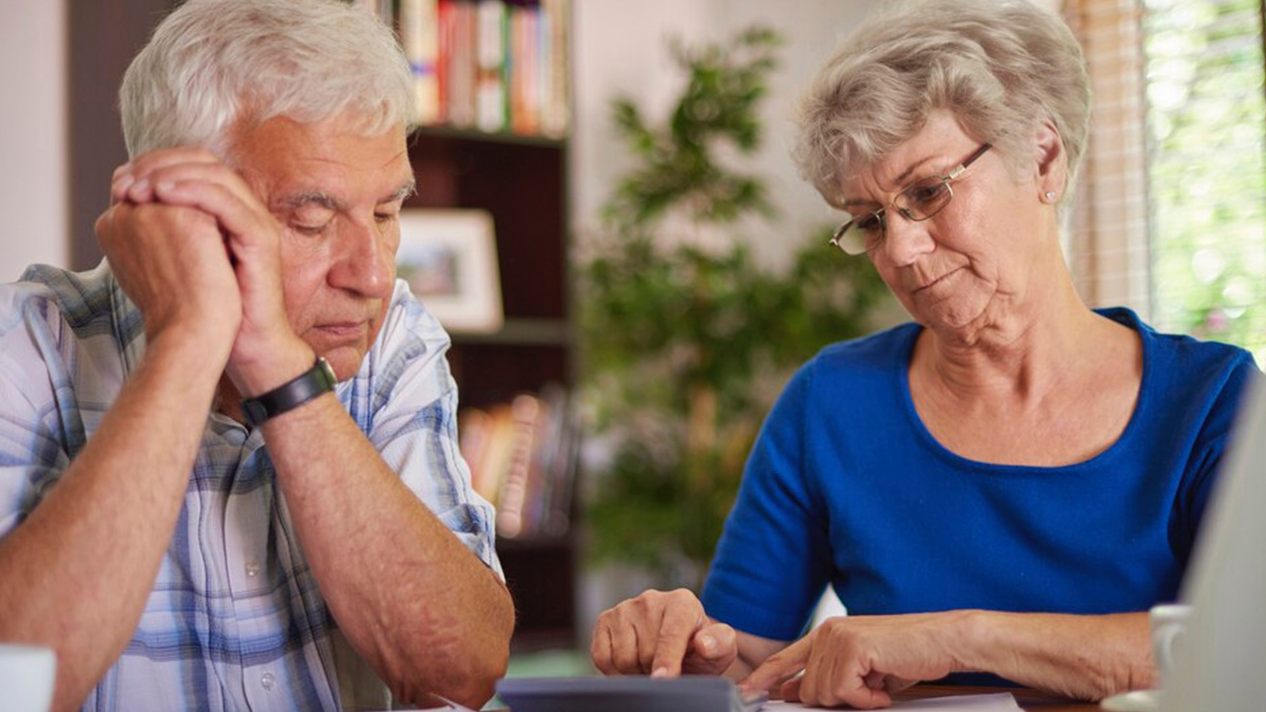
[0,331,225,712]
[260,393,514,708]
[958,610,1154,700]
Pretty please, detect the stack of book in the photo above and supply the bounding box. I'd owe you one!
[459,385,579,539]
[392,0,570,137]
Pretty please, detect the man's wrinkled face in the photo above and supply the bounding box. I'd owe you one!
[231,115,414,380]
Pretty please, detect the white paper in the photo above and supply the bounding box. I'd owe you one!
[762,692,1022,711]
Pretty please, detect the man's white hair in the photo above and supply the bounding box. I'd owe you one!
[119,0,414,158]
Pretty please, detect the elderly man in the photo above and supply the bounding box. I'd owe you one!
[0,1,513,710]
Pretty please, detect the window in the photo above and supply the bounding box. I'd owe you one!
[1144,0,1266,362]
[1065,0,1265,364]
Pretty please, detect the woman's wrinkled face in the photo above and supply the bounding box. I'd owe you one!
[839,110,1052,332]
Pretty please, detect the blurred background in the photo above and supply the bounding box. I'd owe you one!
[2,0,1263,680]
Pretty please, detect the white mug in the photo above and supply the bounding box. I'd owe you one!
[0,644,57,712]
[1149,603,1192,685]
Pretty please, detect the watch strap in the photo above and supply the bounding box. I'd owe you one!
[241,357,337,427]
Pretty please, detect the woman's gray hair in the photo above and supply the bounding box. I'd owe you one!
[794,0,1090,209]
[119,0,414,158]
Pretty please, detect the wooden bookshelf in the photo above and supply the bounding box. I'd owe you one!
[68,0,581,655]
[406,128,581,651]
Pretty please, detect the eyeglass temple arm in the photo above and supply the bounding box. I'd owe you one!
[947,142,992,179]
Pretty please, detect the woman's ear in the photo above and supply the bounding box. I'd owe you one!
[1035,119,1067,203]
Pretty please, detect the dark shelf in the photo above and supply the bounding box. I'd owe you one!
[501,534,578,651]
[496,533,575,552]
[452,318,573,347]
[447,342,570,410]
[510,627,582,654]
[408,108,580,651]
[413,124,567,148]
[405,133,569,322]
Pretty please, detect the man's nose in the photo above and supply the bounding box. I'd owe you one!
[330,220,393,298]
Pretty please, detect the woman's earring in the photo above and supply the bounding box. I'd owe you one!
[1044,191,1057,202]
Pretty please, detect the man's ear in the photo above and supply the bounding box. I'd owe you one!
[1035,119,1067,203]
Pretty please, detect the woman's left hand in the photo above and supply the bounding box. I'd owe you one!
[740,612,973,709]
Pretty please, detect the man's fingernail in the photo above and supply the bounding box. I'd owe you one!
[700,634,717,652]
[651,667,668,678]
[156,180,174,192]
[132,178,149,194]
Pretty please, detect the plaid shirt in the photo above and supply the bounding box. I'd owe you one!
[0,262,501,712]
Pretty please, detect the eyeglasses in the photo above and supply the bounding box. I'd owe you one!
[829,143,992,256]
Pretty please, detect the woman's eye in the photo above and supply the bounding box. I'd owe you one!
[907,182,946,208]
[857,212,884,234]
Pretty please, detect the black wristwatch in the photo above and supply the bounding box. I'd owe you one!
[240,357,337,427]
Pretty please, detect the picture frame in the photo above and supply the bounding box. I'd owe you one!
[396,208,504,334]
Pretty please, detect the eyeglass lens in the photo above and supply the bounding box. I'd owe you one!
[835,175,954,255]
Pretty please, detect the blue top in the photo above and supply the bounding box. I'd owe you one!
[701,308,1258,645]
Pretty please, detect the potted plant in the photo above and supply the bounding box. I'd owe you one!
[579,26,893,590]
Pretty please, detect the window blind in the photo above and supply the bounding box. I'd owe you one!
[1063,0,1155,315]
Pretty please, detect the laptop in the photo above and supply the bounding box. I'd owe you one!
[1160,370,1266,711]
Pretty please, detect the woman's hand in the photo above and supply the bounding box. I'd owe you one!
[741,612,972,709]
[591,589,739,677]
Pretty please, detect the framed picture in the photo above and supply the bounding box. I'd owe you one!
[397,208,504,334]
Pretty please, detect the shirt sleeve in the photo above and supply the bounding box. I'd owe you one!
[362,294,503,580]
[700,361,832,641]
[0,290,71,540]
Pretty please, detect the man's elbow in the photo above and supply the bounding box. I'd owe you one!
[398,585,514,708]
[439,649,509,709]
[452,585,514,706]
[395,636,509,709]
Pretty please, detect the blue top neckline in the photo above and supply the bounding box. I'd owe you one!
[894,307,1150,474]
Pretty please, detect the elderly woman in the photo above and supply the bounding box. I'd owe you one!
[590,0,1258,707]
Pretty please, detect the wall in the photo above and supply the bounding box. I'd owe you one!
[571,0,884,269]
[0,0,68,279]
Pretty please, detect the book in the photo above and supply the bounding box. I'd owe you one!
[365,0,567,137]
[401,0,441,125]
[458,386,578,538]
[495,393,543,537]
[508,3,540,135]
[456,1,480,127]
[540,0,569,137]
[475,0,507,132]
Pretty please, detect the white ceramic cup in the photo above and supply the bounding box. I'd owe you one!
[1149,603,1192,685]
[0,644,57,712]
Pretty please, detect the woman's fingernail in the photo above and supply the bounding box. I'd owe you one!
[652,667,668,678]
[700,634,717,652]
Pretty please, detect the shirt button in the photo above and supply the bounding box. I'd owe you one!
[261,672,276,691]
[245,560,261,577]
